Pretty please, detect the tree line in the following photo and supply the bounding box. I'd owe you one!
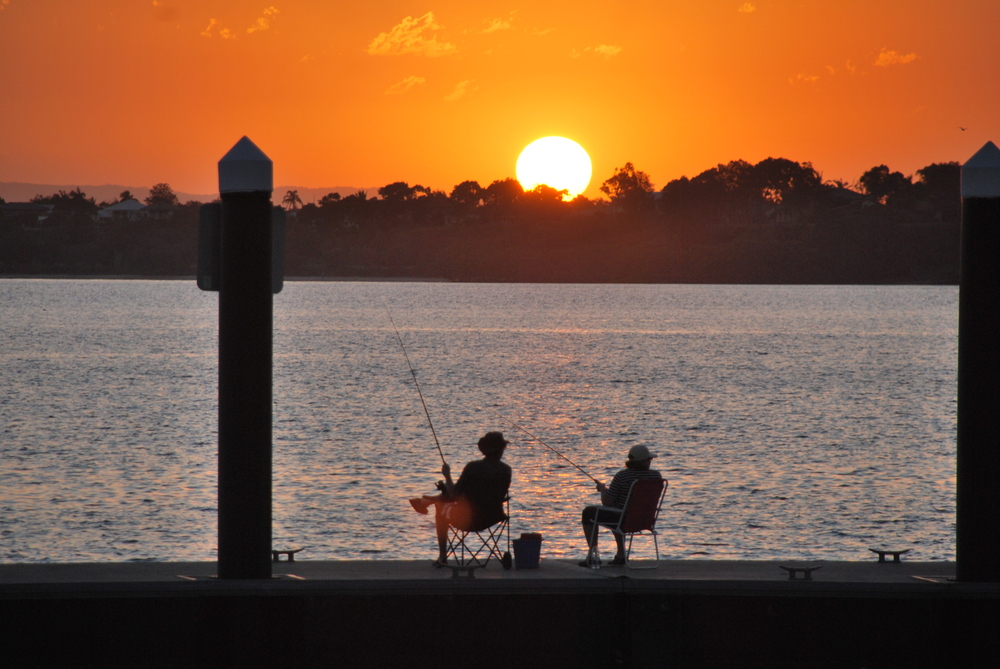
[3,182,186,215]
[275,157,958,229]
[0,157,961,283]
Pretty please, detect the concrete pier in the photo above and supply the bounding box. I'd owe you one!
[3,559,996,667]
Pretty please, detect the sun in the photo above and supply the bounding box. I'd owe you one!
[516,137,593,200]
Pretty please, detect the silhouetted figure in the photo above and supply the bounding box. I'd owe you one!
[580,444,662,567]
[410,431,512,567]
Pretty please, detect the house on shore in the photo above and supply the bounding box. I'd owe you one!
[98,199,147,221]
[0,202,56,226]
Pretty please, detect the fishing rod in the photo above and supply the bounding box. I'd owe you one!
[385,306,446,466]
[494,413,600,484]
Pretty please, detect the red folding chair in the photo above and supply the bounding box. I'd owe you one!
[587,477,667,569]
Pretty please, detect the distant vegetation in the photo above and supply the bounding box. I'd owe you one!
[0,158,961,284]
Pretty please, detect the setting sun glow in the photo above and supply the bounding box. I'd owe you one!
[516,137,593,200]
[0,3,996,197]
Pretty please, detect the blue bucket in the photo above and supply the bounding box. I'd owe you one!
[512,533,543,570]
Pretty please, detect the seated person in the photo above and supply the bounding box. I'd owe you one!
[580,444,662,567]
[409,431,512,567]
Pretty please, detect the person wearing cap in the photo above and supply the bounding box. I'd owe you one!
[580,444,662,567]
[409,431,512,567]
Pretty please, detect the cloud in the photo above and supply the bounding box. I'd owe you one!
[200,7,276,40]
[460,11,520,36]
[483,18,512,33]
[201,18,236,39]
[480,11,516,34]
[385,76,427,95]
[572,44,623,59]
[444,79,477,102]
[593,44,622,58]
[1,1,10,11]
[788,73,819,85]
[874,48,918,67]
[247,6,279,34]
[367,12,457,57]
[737,3,756,13]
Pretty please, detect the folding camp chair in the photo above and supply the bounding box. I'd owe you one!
[443,497,512,575]
[587,477,667,569]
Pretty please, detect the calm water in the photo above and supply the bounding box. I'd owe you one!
[0,279,957,563]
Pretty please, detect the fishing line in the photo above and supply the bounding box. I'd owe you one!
[492,412,599,484]
[385,305,447,466]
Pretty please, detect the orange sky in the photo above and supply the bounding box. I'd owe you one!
[1,1,998,198]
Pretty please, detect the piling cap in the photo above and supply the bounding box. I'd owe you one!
[962,141,1000,199]
[218,136,273,194]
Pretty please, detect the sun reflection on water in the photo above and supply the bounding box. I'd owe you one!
[0,280,957,563]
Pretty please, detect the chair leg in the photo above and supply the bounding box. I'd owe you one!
[483,521,510,569]
[586,522,601,568]
[446,521,510,569]
[625,531,660,570]
[495,518,512,570]
[445,527,481,568]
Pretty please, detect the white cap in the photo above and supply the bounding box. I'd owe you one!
[962,141,1000,199]
[218,136,273,194]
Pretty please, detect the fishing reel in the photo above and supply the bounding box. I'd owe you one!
[435,480,447,493]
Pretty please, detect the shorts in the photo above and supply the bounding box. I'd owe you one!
[582,505,622,525]
[441,498,474,531]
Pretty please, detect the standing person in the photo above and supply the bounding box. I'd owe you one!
[580,444,662,567]
[409,431,512,567]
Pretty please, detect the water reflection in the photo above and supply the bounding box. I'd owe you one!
[0,280,957,562]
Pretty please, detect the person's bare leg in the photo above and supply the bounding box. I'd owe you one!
[410,492,447,514]
[582,517,599,565]
[582,519,599,549]
[612,532,626,563]
[434,505,450,563]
